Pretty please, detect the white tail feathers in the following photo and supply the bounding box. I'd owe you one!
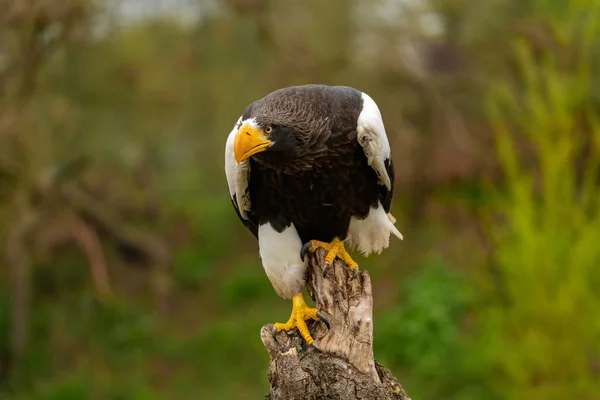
[346,204,403,257]
[387,213,397,225]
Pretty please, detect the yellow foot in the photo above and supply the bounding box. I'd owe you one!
[300,237,359,278]
[271,293,330,347]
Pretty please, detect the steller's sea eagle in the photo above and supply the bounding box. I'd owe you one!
[225,84,403,347]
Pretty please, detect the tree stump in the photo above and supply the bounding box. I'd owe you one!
[261,248,411,400]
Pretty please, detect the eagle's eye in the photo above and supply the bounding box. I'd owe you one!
[264,126,273,134]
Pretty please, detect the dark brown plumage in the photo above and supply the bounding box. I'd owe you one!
[231,85,394,244]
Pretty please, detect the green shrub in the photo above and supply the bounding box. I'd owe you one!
[483,2,600,397]
[375,257,490,399]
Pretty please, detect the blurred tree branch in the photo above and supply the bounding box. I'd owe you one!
[262,249,410,400]
[5,191,38,375]
[71,216,113,300]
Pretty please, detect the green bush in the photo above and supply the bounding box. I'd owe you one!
[375,257,491,399]
[482,2,600,397]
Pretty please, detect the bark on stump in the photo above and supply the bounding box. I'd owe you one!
[261,248,411,400]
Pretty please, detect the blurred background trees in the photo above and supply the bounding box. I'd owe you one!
[1,0,599,399]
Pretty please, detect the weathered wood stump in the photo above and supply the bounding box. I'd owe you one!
[261,248,411,400]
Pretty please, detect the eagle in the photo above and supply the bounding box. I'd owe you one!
[225,84,402,347]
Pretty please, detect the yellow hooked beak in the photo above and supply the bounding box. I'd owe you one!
[234,124,272,164]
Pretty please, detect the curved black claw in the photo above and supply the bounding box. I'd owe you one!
[301,339,309,352]
[322,263,330,277]
[300,241,312,262]
[352,267,360,280]
[317,311,330,329]
[271,326,278,343]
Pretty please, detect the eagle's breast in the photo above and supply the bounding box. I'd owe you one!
[248,133,379,244]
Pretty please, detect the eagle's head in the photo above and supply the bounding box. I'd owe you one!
[233,86,342,170]
[233,118,308,168]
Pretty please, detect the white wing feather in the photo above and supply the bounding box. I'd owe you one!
[345,91,403,255]
[224,117,251,219]
[356,92,392,190]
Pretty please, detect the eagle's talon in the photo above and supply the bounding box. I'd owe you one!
[311,342,323,352]
[317,311,330,329]
[271,326,279,342]
[352,267,360,279]
[301,340,309,352]
[274,293,322,346]
[322,263,330,277]
[300,241,312,261]
[306,237,360,277]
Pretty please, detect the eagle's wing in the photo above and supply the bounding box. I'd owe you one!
[346,92,402,256]
[356,92,395,213]
[225,117,258,238]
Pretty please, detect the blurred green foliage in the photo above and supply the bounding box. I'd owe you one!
[481,1,600,397]
[1,0,599,399]
[375,257,489,399]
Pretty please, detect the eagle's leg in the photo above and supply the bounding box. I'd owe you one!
[301,237,359,278]
[272,292,329,347]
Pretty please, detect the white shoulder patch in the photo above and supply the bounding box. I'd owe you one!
[356,92,392,190]
[225,117,251,219]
